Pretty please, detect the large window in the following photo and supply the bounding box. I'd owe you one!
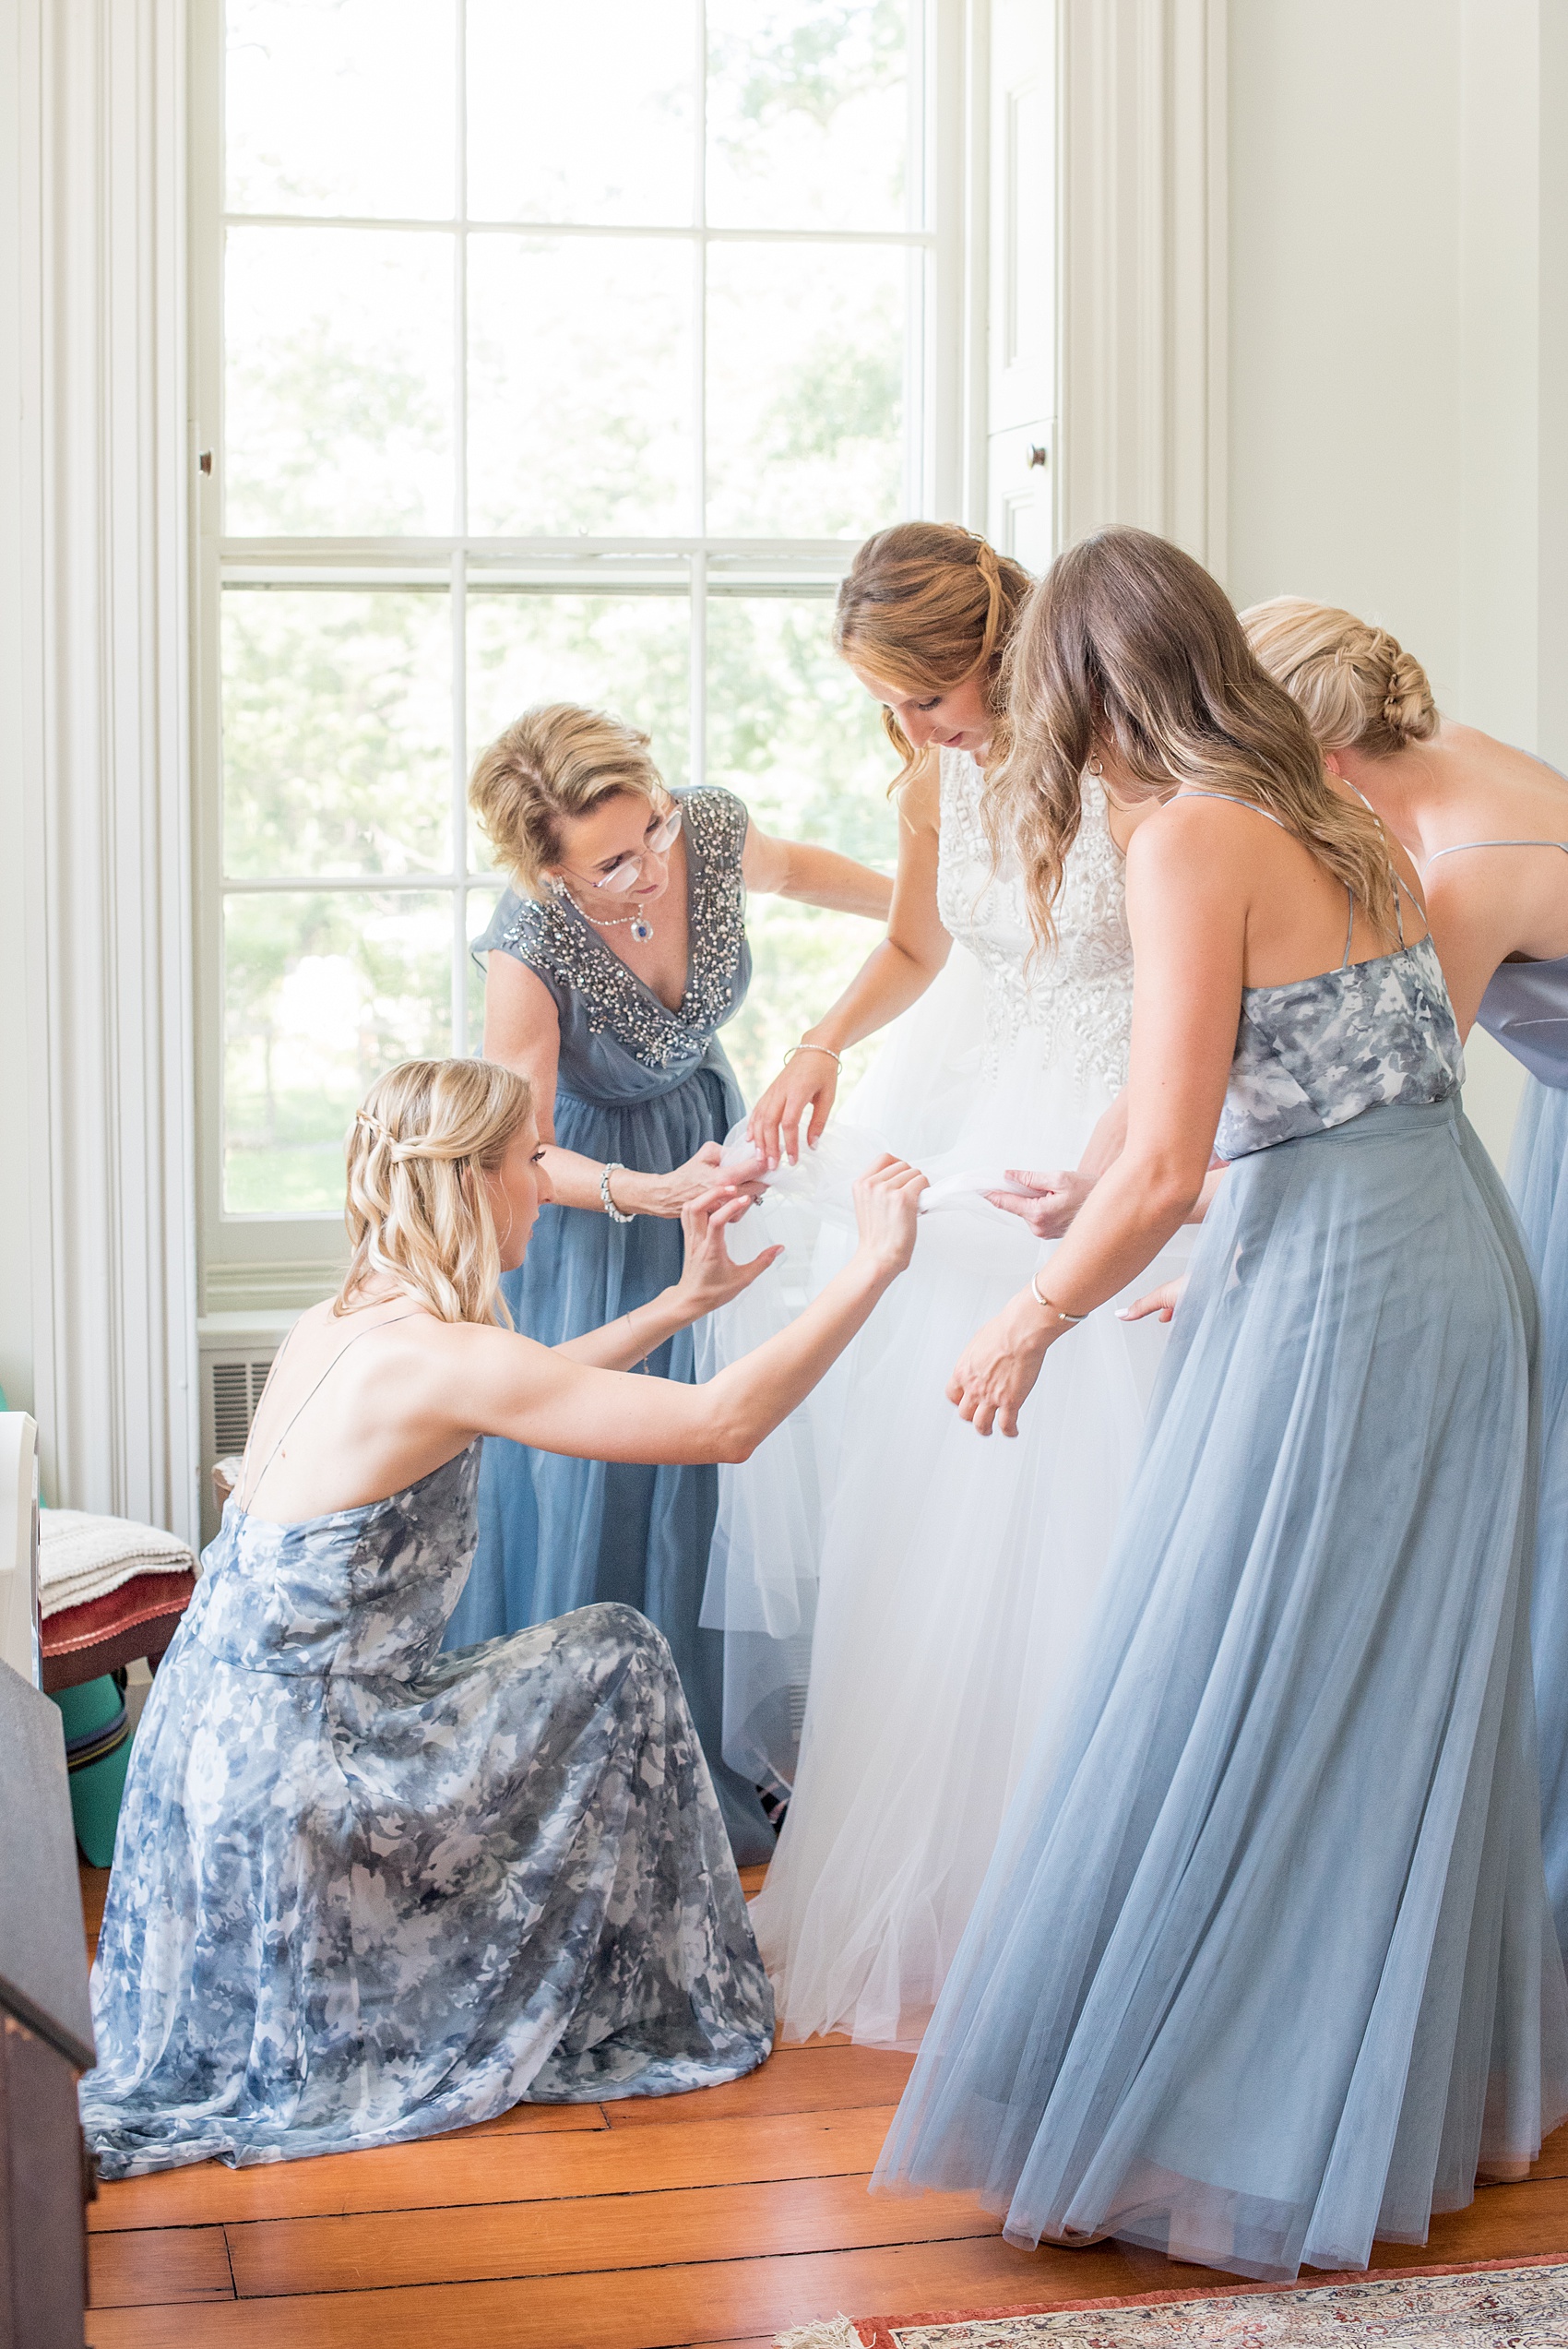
[196,0,974,1296]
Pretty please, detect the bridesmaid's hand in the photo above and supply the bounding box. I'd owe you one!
[984,1166,1096,1238]
[670,1189,784,1319]
[1117,1275,1186,1324]
[849,1153,928,1275]
[947,1291,1059,1437]
[746,1048,840,1168]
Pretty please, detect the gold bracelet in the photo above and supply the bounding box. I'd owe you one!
[1030,1270,1088,1325]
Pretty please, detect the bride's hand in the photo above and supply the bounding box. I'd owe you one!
[670,1189,783,1321]
[947,1290,1060,1437]
[1117,1275,1186,1324]
[850,1153,928,1276]
[984,1166,1095,1239]
[747,1046,840,1169]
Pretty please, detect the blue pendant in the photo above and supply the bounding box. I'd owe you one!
[630,916,654,943]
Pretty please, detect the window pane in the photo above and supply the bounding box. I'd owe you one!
[707,242,909,536]
[468,239,695,536]
[467,0,696,227]
[226,0,457,221]
[226,228,454,535]
[467,885,504,1042]
[224,891,452,1213]
[222,590,451,879]
[707,594,897,1103]
[467,590,692,872]
[707,0,914,233]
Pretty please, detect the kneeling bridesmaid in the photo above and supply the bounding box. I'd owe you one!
[80,1056,924,2176]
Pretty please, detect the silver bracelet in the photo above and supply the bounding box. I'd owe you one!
[782,1042,843,1070]
[600,1162,635,1223]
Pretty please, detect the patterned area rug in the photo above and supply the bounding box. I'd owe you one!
[852,2258,1568,2346]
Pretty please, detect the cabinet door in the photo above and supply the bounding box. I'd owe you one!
[987,0,1055,568]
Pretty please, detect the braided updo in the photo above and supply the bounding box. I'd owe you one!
[1241,598,1439,760]
[832,521,1033,779]
[338,1057,533,1327]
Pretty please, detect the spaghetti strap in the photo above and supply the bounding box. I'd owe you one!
[1426,837,1568,864]
[1178,788,1291,832]
[235,1310,426,1514]
[1340,889,1357,971]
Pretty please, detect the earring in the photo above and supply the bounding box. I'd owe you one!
[548,874,568,899]
[1087,758,1104,777]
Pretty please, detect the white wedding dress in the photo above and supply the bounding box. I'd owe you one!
[702,749,1187,2048]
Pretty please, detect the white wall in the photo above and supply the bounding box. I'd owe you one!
[1226,0,1568,1170]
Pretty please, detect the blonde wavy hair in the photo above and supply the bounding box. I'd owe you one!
[833,522,1033,784]
[469,703,672,898]
[992,528,1401,951]
[337,1058,534,1328]
[1241,597,1440,758]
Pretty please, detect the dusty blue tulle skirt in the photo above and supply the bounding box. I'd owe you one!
[1513,1077,1568,1950]
[443,1064,773,1866]
[873,1097,1568,2282]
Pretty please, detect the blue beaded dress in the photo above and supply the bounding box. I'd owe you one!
[1430,836,1568,1951]
[444,785,773,1863]
[874,821,1568,2283]
[79,1445,773,2176]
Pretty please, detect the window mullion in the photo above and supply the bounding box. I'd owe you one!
[452,0,470,1053]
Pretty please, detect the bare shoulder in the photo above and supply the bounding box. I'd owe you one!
[897,757,943,838]
[1126,792,1259,881]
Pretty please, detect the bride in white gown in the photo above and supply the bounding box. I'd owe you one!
[704,524,1188,2048]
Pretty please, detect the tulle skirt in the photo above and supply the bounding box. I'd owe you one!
[873,1098,1568,2282]
[705,953,1187,2048]
[1512,1076,1568,1950]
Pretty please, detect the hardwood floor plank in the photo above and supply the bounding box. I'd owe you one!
[91,2106,899,2233]
[225,2171,995,2297]
[89,2225,233,2309]
[603,2046,914,2129]
[81,2231,1063,2349]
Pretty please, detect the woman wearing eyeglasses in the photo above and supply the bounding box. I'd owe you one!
[445,702,893,1861]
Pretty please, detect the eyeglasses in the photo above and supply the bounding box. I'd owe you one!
[588,807,682,893]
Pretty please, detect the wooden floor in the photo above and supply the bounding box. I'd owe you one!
[80,1863,1568,2349]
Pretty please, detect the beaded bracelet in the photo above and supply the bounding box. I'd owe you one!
[601,1162,635,1224]
[782,1042,843,1070]
[1030,1269,1087,1325]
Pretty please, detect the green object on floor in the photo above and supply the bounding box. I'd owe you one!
[50,1674,135,1868]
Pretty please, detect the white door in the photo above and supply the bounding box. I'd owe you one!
[987,0,1055,572]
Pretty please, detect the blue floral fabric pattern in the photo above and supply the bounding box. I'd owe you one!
[79,1445,774,2177]
[1215,934,1463,1162]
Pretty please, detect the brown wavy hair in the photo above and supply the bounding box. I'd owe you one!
[1241,597,1439,758]
[991,528,1401,950]
[833,522,1033,782]
[337,1058,534,1327]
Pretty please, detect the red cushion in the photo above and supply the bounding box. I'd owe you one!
[40,1572,197,1699]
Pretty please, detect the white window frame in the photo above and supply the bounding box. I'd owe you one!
[190,0,990,1319]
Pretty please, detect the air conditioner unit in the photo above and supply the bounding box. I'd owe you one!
[197,1347,276,1544]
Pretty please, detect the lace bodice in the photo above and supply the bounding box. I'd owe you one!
[934,749,1134,1091]
[1215,935,1463,1161]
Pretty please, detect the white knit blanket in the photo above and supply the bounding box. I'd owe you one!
[38,1510,198,1619]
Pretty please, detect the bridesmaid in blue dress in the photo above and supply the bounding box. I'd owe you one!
[80,1056,925,2173]
[874,530,1568,2282]
[1244,598,1568,1953]
[445,703,892,1862]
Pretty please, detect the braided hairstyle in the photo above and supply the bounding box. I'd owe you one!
[1240,598,1439,760]
[338,1058,533,1327]
[832,522,1033,782]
